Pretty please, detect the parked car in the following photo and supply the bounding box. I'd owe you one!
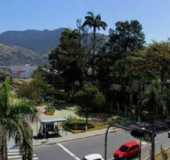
[82,153,104,160]
[114,140,140,159]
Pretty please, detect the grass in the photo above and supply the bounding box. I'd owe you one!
[65,120,108,134]
[155,147,170,160]
[87,121,108,131]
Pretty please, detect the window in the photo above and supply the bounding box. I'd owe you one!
[119,145,129,152]
[129,146,137,151]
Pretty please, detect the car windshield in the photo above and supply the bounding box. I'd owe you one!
[119,145,129,152]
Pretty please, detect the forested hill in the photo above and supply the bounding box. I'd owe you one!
[0,43,47,65]
[0,28,65,54]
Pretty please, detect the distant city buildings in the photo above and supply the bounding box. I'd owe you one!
[0,64,38,79]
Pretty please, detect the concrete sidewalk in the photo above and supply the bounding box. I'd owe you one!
[33,127,119,147]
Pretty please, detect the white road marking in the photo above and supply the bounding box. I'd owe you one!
[58,143,81,160]
[8,149,39,160]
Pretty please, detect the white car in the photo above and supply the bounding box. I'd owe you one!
[82,153,104,160]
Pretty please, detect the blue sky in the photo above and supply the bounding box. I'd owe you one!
[0,0,170,42]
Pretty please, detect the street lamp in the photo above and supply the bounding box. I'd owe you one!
[104,124,130,160]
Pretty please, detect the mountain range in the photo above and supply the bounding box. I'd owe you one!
[0,28,107,66]
[0,28,65,54]
[0,43,47,66]
[0,28,65,65]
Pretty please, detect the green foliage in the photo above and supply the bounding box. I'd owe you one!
[46,106,55,115]
[74,84,105,113]
[0,80,36,160]
[82,11,107,76]
[141,79,166,120]
[49,29,86,72]
[49,29,86,95]
[16,73,49,104]
[129,41,170,81]
[104,20,145,58]
[64,117,93,131]
[108,116,130,126]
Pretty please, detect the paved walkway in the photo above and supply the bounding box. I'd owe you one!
[33,128,118,146]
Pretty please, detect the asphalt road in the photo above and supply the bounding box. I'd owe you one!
[35,130,170,160]
[35,130,137,160]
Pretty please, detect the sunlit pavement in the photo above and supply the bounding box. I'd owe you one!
[35,129,148,160]
[35,129,170,160]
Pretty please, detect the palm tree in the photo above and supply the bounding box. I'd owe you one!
[82,11,107,75]
[82,11,107,55]
[0,80,36,160]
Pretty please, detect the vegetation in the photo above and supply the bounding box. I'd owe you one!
[0,43,46,66]
[0,80,36,160]
[74,84,105,130]
[45,105,55,115]
[64,117,93,132]
[46,11,170,123]
[8,11,170,129]
[49,29,86,97]
[16,73,49,104]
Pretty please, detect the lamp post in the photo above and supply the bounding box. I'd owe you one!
[104,124,130,160]
[104,123,155,160]
[104,125,111,160]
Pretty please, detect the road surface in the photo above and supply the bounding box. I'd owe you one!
[35,129,145,160]
[35,129,170,160]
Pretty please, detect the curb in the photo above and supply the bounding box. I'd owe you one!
[33,128,119,147]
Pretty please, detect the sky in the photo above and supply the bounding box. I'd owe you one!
[1,0,170,42]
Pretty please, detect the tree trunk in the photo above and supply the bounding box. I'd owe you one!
[85,111,89,131]
[0,126,3,160]
[0,127,7,160]
[93,27,96,57]
[91,27,96,77]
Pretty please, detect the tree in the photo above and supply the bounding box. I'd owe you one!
[105,20,145,58]
[141,79,165,120]
[17,73,49,104]
[0,80,36,160]
[49,29,86,95]
[128,41,170,86]
[74,84,105,130]
[82,12,107,77]
[82,11,107,56]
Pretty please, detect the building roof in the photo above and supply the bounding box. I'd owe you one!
[39,117,66,124]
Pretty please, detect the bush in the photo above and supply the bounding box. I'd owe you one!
[45,106,55,115]
[64,117,94,131]
[108,116,130,126]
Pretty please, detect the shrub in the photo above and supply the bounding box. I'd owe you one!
[45,106,55,115]
[64,117,94,131]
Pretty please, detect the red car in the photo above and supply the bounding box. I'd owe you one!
[114,140,140,159]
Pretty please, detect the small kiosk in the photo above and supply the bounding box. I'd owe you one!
[38,117,66,138]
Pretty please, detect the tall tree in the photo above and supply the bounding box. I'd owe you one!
[82,11,107,56]
[105,20,145,58]
[74,84,105,130]
[0,80,36,160]
[128,41,170,86]
[141,79,165,120]
[82,12,107,77]
[49,29,86,94]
